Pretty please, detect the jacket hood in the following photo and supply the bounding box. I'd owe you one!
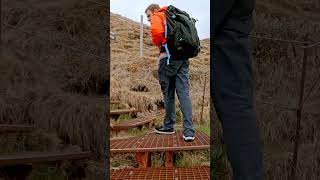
[156,6,167,13]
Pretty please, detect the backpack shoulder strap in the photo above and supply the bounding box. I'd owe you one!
[163,17,171,65]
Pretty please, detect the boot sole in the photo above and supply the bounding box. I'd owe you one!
[183,135,195,141]
[154,128,175,134]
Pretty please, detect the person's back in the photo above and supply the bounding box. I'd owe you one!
[145,4,195,141]
[211,0,264,180]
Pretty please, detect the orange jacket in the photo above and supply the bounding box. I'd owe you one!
[150,6,167,48]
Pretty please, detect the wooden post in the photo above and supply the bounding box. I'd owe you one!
[140,15,143,57]
[165,151,174,167]
[136,152,151,168]
[200,75,207,124]
[290,44,308,180]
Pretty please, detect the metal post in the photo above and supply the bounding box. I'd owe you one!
[140,15,143,57]
[290,44,308,180]
[200,75,207,124]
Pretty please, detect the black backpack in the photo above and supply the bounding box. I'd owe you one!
[164,5,201,61]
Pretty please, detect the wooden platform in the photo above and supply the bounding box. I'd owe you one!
[111,116,156,131]
[111,130,209,168]
[0,125,33,134]
[110,130,210,153]
[0,151,94,167]
[110,166,210,180]
[0,151,94,180]
[110,109,141,120]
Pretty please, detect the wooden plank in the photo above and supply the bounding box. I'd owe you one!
[111,116,155,131]
[0,151,94,167]
[110,109,140,115]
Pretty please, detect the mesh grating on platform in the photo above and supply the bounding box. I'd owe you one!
[110,130,209,153]
[110,166,210,180]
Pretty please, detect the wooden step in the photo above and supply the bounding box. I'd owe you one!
[0,151,94,180]
[0,125,33,134]
[111,116,156,131]
[110,109,141,120]
[111,130,209,153]
[0,151,94,167]
[110,166,210,180]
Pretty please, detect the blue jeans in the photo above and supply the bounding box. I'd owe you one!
[158,57,195,137]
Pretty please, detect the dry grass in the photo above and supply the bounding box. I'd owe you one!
[1,1,108,158]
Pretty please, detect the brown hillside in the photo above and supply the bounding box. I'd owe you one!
[110,13,210,121]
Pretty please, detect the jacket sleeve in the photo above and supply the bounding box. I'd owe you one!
[150,14,165,48]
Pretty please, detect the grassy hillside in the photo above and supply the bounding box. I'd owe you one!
[1,1,108,179]
[110,13,210,121]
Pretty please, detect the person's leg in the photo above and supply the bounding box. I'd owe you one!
[175,60,195,138]
[211,15,264,180]
[157,58,176,132]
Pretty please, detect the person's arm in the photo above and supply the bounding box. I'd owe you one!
[150,14,165,48]
[211,0,236,38]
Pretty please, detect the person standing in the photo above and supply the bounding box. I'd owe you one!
[211,0,264,179]
[145,4,195,141]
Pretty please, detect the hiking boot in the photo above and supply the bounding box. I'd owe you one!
[154,126,175,134]
[183,135,195,142]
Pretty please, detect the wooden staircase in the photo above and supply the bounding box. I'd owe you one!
[110,101,161,132]
[0,124,94,180]
[109,100,210,180]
